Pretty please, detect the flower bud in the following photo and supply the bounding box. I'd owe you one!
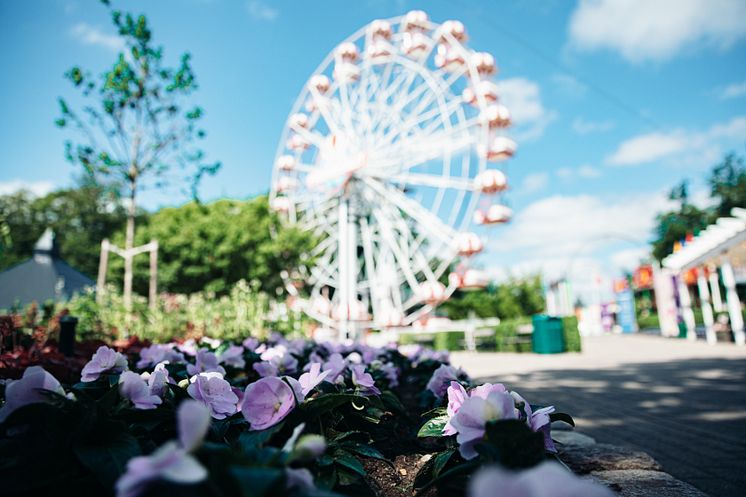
[292,434,326,461]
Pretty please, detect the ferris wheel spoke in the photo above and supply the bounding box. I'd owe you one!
[363,177,457,244]
[370,126,477,175]
[372,207,421,294]
[308,88,344,137]
[359,217,383,321]
[379,200,438,283]
[388,172,475,190]
[291,127,328,150]
[376,97,465,150]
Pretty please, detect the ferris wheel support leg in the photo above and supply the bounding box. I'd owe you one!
[347,202,358,341]
[338,199,350,342]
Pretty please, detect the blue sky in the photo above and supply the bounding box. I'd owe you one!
[1,0,745,301]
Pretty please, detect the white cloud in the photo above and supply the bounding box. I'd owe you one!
[0,180,54,197]
[246,1,279,21]
[491,193,666,256]
[496,77,556,141]
[577,165,601,178]
[550,73,586,97]
[70,23,125,52]
[485,191,665,301]
[519,172,549,194]
[605,116,746,167]
[555,164,601,180]
[572,117,614,135]
[568,0,746,62]
[718,80,746,99]
[611,247,650,271]
[606,132,688,166]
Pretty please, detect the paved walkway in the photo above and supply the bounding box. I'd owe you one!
[450,335,746,497]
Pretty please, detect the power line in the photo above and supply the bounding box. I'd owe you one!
[449,0,664,131]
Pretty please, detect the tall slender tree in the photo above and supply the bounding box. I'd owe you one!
[56,0,220,312]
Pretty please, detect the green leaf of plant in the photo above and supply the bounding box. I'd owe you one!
[549,412,575,427]
[417,414,449,438]
[74,430,141,488]
[334,452,366,476]
[432,448,456,478]
[238,421,285,451]
[302,393,367,418]
[341,442,386,460]
[230,466,284,497]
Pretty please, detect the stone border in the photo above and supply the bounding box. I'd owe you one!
[553,427,709,497]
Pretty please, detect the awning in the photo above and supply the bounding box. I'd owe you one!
[662,207,746,272]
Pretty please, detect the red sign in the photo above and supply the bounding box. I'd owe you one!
[633,265,654,290]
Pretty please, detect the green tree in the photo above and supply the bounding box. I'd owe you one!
[651,180,710,261]
[56,1,220,311]
[0,186,128,276]
[441,276,545,320]
[709,152,746,217]
[108,196,315,296]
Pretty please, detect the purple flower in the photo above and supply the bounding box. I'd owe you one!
[298,362,330,396]
[81,346,128,382]
[253,361,279,377]
[0,366,67,422]
[242,337,259,351]
[260,345,298,374]
[136,344,185,369]
[143,363,172,398]
[443,382,508,436]
[322,353,346,383]
[218,345,246,369]
[176,339,199,357]
[426,364,460,399]
[443,381,468,436]
[511,391,557,452]
[471,382,507,399]
[120,371,162,410]
[241,377,297,431]
[186,349,226,377]
[450,391,518,459]
[361,346,378,364]
[293,434,327,460]
[115,400,210,497]
[351,365,381,396]
[187,372,239,419]
[377,361,399,388]
[468,462,615,497]
[286,468,315,492]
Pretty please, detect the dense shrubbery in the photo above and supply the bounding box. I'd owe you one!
[2,280,308,344]
[0,334,613,497]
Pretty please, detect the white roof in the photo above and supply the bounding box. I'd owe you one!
[662,207,746,271]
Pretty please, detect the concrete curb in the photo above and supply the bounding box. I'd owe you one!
[554,428,708,497]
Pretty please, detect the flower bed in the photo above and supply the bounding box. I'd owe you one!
[0,334,613,497]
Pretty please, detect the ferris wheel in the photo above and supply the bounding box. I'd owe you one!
[269,11,516,339]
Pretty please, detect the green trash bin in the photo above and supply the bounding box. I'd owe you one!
[532,315,565,354]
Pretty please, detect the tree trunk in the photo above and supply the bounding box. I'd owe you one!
[123,179,136,328]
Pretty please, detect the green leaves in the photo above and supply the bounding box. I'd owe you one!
[480,419,545,469]
[74,430,142,488]
[302,393,367,419]
[549,412,575,427]
[230,466,285,497]
[417,414,449,438]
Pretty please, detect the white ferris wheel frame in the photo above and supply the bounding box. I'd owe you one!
[269,13,513,340]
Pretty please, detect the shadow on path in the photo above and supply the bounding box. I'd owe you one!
[481,357,746,497]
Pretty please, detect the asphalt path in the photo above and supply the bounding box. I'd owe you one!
[451,334,746,497]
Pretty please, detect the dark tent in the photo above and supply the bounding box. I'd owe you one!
[0,229,94,309]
